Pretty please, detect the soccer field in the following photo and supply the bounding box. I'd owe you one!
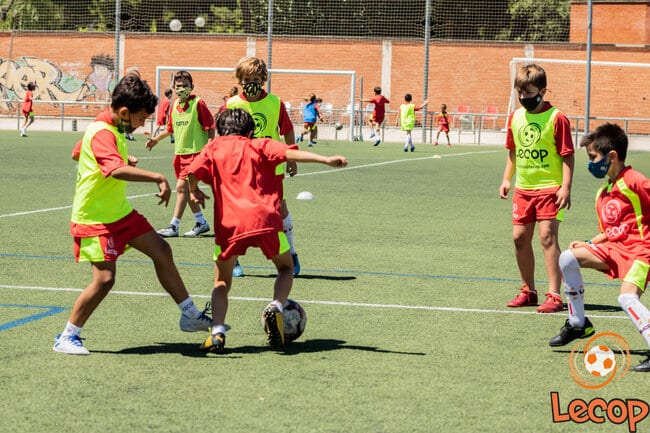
[1,130,649,433]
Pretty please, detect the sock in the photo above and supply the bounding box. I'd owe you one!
[193,211,206,225]
[618,293,650,347]
[212,324,227,336]
[271,299,284,313]
[283,213,296,255]
[559,249,585,327]
[170,217,181,228]
[178,297,201,318]
[62,321,82,337]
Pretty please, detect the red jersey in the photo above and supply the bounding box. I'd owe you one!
[22,90,33,114]
[166,95,214,134]
[370,94,390,122]
[438,112,450,127]
[188,135,298,246]
[156,97,171,126]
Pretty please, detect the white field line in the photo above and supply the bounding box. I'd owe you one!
[0,150,501,219]
[0,284,628,320]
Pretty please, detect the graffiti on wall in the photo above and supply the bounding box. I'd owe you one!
[0,54,116,112]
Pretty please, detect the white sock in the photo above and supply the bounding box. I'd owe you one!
[212,324,227,336]
[178,297,200,318]
[170,217,181,228]
[559,249,585,327]
[271,299,284,313]
[62,321,82,337]
[193,211,206,225]
[619,294,650,347]
[283,213,296,255]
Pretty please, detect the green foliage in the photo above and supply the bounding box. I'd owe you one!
[209,5,243,34]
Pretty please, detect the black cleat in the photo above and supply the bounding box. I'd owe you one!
[633,356,650,372]
[200,332,225,354]
[549,318,595,347]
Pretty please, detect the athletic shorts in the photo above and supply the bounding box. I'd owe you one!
[587,242,650,291]
[512,188,564,225]
[73,211,153,263]
[22,110,33,117]
[173,153,200,180]
[369,114,384,125]
[213,231,289,261]
[438,125,449,133]
[303,122,317,131]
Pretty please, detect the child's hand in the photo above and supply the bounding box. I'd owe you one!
[145,137,158,151]
[326,156,348,168]
[190,189,210,208]
[498,180,510,199]
[156,178,171,206]
[127,155,138,167]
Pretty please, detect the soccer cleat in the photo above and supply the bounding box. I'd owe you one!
[232,260,244,277]
[183,221,210,237]
[292,253,301,276]
[157,224,179,238]
[180,304,212,332]
[309,140,317,147]
[507,285,538,307]
[633,356,650,372]
[369,131,376,138]
[20,128,27,137]
[410,146,415,152]
[53,334,90,355]
[537,292,564,313]
[125,133,136,141]
[548,317,595,347]
[373,138,381,146]
[403,147,408,152]
[263,304,285,349]
[200,332,226,354]
[296,134,303,143]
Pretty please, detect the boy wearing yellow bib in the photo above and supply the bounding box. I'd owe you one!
[54,75,211,355]
[499,64,575,314]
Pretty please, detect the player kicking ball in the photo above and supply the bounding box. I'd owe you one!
[548,123,650,372]
[186,109,347,353]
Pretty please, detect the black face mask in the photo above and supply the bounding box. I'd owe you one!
[519,93,542,112]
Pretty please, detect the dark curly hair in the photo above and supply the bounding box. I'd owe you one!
[110,74,158,114]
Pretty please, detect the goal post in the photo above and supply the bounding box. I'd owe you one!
[155,66,357,141]
[508,57,650,135]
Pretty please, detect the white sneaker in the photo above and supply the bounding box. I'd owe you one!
[20,128,27,137]
[183,221,210,237]
[180,311,212,332]
[157,224,179,238]
[53,334,90,355]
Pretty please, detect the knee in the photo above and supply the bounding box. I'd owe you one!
[618,293,639,309]
[558,249,578,273]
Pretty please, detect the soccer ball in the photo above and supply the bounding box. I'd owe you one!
[169,19,182,32]
[262,299,307,343]
[584,345,616,377]
[334,122,343,131]
[195,17,206,28]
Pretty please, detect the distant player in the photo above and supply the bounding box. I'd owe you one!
[434,103,451,146]
[399,93,428,152]
[20,82,36,137]
[360,86,390,146]
[187,108,347,353]
[154,88,174,143]
[297,93,323,147]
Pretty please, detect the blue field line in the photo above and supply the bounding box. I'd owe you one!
[0,252,620,288]
[0,303,67,331]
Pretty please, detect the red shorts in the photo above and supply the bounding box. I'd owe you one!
[73,210,153,262]
[214,231,289,261]
[303,122,316,131]
[173,153,200,180]
[587,242,650,289]
[512,188,562,225]
[369,114,384,125]
[438,125,449,133]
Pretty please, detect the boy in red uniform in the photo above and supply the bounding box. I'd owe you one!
[360,86,390,146]
[187,109,347,353]
[54,74,211,355]
[499,63,574,313]
[20,82,36,137]
[154,88,174,143]
[146,70,215,238]
[549,123,650,372]
[434,103,451,146]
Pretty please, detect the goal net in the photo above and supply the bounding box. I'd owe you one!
[508,57,650,135]
[155,66,357,141]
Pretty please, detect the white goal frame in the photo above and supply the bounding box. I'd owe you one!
[155,66,357,142]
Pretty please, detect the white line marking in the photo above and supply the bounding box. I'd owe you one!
[0,284,628,320]
[0,149,501,219]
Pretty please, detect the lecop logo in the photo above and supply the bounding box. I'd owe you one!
[550,332,650,432]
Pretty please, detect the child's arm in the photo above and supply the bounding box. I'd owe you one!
[110,165,172,206]
[418,100,429,110]
[499,149,516,199]
[556,154,574,210]
[286,149,347,168]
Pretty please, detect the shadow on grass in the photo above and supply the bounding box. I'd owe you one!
[92,338,426,358]
[583,303,623,313]
[244,274,357,281]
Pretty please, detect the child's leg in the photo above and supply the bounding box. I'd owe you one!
[67,262,117,329]
[212,256,236,330]
[280,199,295,254]
[271,250,294,307]
[538,219,562,297]
[172,178,190,221]
[513,222,536,290]
[26,114,34,129]
[558,249,586,326]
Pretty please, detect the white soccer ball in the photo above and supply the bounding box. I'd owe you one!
[296,191,314,200]
[584,345,616,377]
[261,299,307,343]
[169,19,182,32]
[195,17,206,28]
